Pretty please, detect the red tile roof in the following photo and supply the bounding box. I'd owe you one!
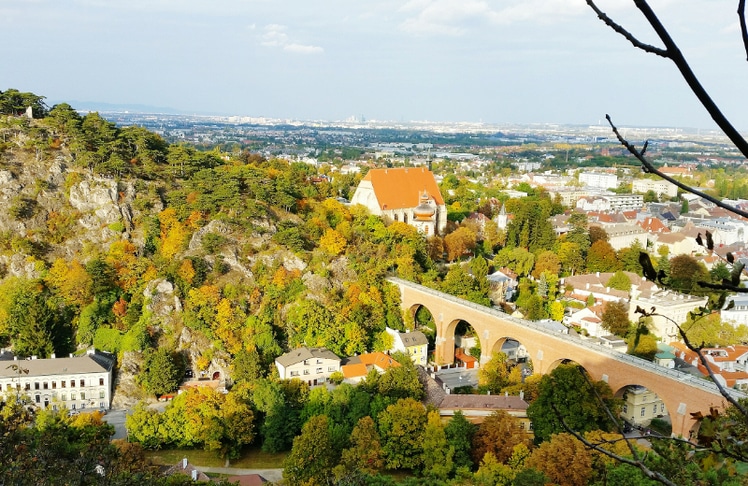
[362,167,444,210]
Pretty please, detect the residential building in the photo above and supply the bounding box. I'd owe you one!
[350,167,447,236]
[341,352,400,383]
[722,295,748,326]
[670,342,748,390]
[592,222,647,251]
[274,347,341,386]
[632,178,679,199]
[620,385,668,427]
[579,171,618,189]
[0,349,115,411]
[385,327,429,366]
[628,287,708,342]
[438,394,532,433]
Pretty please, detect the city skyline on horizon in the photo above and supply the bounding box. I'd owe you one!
[3,1,748,131]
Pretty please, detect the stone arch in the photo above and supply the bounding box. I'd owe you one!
[545,358,588,375]
[442,318,484,367]
[410,303,437,350]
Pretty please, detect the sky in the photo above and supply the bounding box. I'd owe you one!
[2,0,748,130]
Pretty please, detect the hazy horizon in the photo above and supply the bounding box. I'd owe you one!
[4,1,748,131]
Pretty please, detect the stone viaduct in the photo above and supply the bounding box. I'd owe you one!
[390,277,744,438]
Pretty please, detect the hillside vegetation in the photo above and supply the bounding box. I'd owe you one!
[0,90,438,400]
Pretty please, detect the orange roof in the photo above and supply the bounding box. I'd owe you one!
[455,348,478,363]
[363,167,444,210]
[342,363,369,379]
[358,352,401,369]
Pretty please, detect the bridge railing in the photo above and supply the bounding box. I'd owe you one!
[389,277,747,400]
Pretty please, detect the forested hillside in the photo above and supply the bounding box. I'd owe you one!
[0,90,439,400]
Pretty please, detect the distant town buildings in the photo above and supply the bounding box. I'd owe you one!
[579,171,618,189]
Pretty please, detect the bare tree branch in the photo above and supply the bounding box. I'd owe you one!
[589,0,748,158]
[739,0,748,61]
[584,0,668,56]
[606,115,748,220]
[642,308,748,418]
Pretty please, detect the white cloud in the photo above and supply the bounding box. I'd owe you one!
[260,23,323,54]
[398,0,596,36]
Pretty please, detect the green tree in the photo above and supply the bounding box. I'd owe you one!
[283,415,338,486]
[139,348,183,397]
[377,397,427,470]
[527,363,620,443]
[607,270,632,291]
[444,410,476,470]
[421,410,455,480]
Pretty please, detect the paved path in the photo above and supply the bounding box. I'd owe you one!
[197,467,284,482]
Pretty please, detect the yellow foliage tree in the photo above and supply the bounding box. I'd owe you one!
[319,228,347,256]
[525,433,594,486]
[45,258,92,307]
[159,208,188,261]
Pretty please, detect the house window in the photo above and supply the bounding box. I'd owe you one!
[43,382,48,390]
[71,392,77,401]
[24,383,30,391]
[653,404,658,414]
[71,380,76,388]
[34,382,40,390]
[81,392,86,400]
[99,391,105,399]
[303,369,310,375]
[99,402,105,408]
[61,393,67,401]
[316,360,322,364]
[316,368,323,374]
[52,382,56,389]
[35,395,40,403]
[5,384,10,391]
[640,407,645,417]
[61,381,66,388]
[328,366,336,372]
[80,379,85,387]
[661,404,665,413]
[623,404,627,414]
[71,404,76,410]
[99,378,104,386]
[290,371,299,377]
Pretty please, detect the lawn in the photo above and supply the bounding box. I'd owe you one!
[145,446,287,469]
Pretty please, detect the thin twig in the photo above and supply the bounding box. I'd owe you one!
[590,0,748,158]
[739,0,748,61]
[606,115,748,220]
[585,0,669,57]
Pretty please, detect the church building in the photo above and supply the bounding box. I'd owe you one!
[350,167,447,236]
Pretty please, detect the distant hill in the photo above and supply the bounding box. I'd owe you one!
[48,99,185,115]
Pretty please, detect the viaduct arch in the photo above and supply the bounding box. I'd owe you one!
[390,277,743,438]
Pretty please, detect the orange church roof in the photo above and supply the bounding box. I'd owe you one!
[363,167,444,210]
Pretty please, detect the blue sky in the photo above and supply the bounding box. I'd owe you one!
[2,0,747,129]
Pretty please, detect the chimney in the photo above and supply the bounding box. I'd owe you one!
[596,272,600,278]
[191,469,198,481]
[182,457,188,469]
[31,356,37,360]
[51,353,55,359]
[519,390,525,401]
[69,353,74,358]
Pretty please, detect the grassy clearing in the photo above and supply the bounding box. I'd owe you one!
[145,446,287,469]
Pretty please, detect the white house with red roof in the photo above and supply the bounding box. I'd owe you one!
[670,342,748,390]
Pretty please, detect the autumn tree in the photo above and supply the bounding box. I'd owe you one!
[471,410,532,465]
[531,250,561,279]
[587,240,621,273]
[339,416,384,476]
[444,225,477,262]
[601,300,632,337]
[524,433,594,486]
[477,352,511,394]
